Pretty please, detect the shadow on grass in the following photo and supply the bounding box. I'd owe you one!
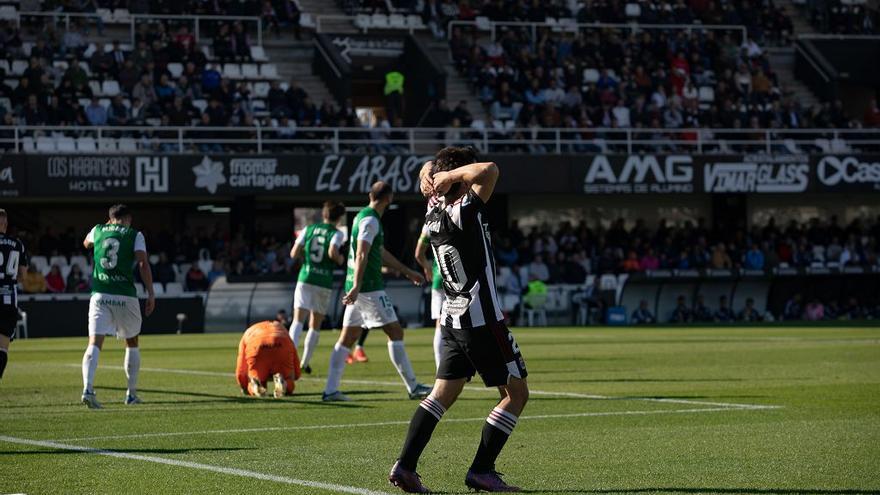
[93,386,387,408]
[0,446,255,456]
[515,489,880,494]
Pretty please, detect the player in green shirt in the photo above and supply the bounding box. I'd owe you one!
[289,201,346,374]
[415,222,445,370]
[80,204,155,409]
[322,181,431,401]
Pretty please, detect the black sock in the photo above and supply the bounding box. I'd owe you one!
[357,327,370,347]
[0,349,7,379]
[398,396,446,470]
[471,407,518,472]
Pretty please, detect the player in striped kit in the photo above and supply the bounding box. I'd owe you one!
[0,209,28,382]
[289,201,346,374]
[390,147,529,493]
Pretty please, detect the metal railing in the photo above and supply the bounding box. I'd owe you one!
[1,125,878,155]
[447,20,749,43]
[16,11,264,46]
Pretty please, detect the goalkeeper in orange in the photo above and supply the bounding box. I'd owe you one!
[236,321,301,398]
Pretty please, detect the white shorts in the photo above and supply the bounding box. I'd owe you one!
[88,293,142,339]
[294,282,332,315]
[342,290,398,329]
[431,289,445,321]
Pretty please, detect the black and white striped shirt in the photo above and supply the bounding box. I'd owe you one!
[0,234,27,308]
[425,191,503,329]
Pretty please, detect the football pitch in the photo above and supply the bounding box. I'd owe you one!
[1,327,878,495]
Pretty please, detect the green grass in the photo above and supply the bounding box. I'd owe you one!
[1,327,879,495]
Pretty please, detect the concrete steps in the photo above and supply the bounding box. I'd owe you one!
[263,41,336,105]
[768,47,821,110]
[418,34,487,122]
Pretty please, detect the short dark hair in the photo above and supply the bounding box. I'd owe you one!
[369,181,393,202]
[322,201,346,222]
[432,146,478,174]
[108,204,132,220]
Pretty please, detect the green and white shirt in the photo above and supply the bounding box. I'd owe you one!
[86,224,146,298]
[294,222,345,289]
[420,224,443,290]
[344,207,384,293]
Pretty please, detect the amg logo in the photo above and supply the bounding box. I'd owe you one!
[135,157,169,193]
[583,155,694,194]
[703,163,809,193]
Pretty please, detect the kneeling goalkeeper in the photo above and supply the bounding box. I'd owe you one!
[236,321,301,398]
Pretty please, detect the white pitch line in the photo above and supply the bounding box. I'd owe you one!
[58,364,780,411]
[56,407,735,443]
[0,435,392,495]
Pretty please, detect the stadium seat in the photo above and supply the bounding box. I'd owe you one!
[30,256,49,274]
[371,14,390,29]
[698,86,715,102]
[53,60,69,71]
[136,283,146,298]
[814,138,831,152]
[241,64,259,79]
[389,14,407,29]
[830,138,852,152]
[299,12,316,28]
[36,136,57,152]
[192,99,208,113]
[11,60,27,76]
[198,259,213,276]
[152,283,165,296]
[253,82,270,98]
[148,254,159,265]
[0,60,9,74]
[175,263,191,283]
[0,97,10,112]
[475,16,492,31]
[167,63,183,78]
[49,255,69,269]
[117,137,137,152]
[61,265,72,281]
[98,138,117,152]
[407,15,425,29]
[223,63,242,79]
[97,8,113,22]
[582,68,600,84]
[70,255,89,272]
[20,137,35,153]
[355,14,371,30]
[0,6,18,20]
[112,9,131,23]
[260,64,279,79]
[250,46,268,62]
[57,137,76,152]
[83,44,97,59]
[165,282,184,296]
[77,137,97,152]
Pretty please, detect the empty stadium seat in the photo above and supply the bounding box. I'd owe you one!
[165,282,184,296]
[98,138,117,152]
[407,15,425,29]
[76,137,97,152]
[167,63,183,78]
[20,137,35,153]
[260,64,279,79]
[371,14,389,28]
[389,14,407,29]
[0,60,8,74]
[152,283,165,296]
[11,60,27,76]
[582,68,600,84]
[299,12,316,28]
[117,137,137,152]
[102,80,121,97]
[112,9,131,22]
[355,14,370,30]
[241,64,259,78]
[57,137,76,152]
[36,136,56,152]
[0,6,18,20]
[49,255,69,268]
[223,63,242,79]
[253,82,270,98]
[250,46,268,62]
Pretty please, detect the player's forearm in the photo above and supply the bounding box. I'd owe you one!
[351,253,368,289]
[290,244,302,259]
[414,242,430,271]
[449,162,498,186]
[382,248,413,275]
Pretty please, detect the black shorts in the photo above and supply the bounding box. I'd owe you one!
[437,320,527,387]
[0,305,19,339]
